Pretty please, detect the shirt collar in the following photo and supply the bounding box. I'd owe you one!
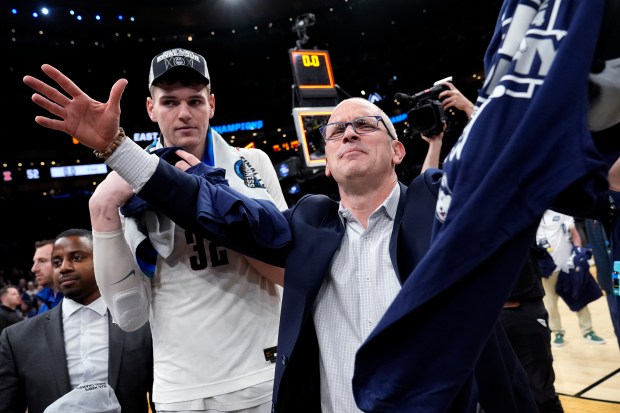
[62,296,107,318]
[338,182,401,224]
[383,182,401,220]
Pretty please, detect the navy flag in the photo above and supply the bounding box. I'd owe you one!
[354,1,614,412]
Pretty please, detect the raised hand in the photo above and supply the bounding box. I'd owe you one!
[23,64,128,151]
[438,82,474,119]
[420,128,445,144]
[420,125,445,173]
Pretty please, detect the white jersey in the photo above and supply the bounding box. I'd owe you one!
[149,223,280,402]
[536,210,575,272]
[94,145,287,406]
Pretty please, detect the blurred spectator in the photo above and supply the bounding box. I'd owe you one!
[31,240,63,314]
[25,280,38,309]
[19,298,37,319]
[17,278,27,292]
[0,286,23,333]
[536,210,605,346]
[16,277,34,315]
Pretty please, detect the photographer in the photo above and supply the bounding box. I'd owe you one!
[399,80,471,175]
[418,81,472,173]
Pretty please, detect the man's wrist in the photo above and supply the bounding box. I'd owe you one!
[93,128,127,159]
[105,137,159,193]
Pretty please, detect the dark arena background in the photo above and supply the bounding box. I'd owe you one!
[1,0,502,280]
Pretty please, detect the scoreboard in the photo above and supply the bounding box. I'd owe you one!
[2,163,108,184]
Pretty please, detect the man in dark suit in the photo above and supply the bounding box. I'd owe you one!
[0,229,154,413]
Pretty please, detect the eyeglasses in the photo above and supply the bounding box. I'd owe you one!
[319,115,396,142]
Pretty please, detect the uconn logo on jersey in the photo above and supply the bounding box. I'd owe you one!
[447,0,567,163]
[436,174,453,223]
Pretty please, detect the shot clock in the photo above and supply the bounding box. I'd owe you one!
[289,50,335,90]
[289,49,338,104]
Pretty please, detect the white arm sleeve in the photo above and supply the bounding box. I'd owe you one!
[93,228,151,331]
[105,137,159,193]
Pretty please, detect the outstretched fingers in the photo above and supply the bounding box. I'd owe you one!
[40,64,89,101]
[24,63,130,149]
[23,65,85,134]
[23,75,72,109]
[33,115,72,133]
[31,92,68,120]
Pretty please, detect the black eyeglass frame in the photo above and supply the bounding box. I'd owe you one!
[319,115,396,142]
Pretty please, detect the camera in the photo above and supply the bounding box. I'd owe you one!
[396,76,452,137]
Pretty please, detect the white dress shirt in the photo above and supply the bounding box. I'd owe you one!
[313,183,401,413]
[62,297,109,389]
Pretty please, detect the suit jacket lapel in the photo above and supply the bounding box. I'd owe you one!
[389,182,407,283]
[44,304,72,396]
[107,312,124,390]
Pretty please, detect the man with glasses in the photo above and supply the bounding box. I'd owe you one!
[320,115,397,140]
